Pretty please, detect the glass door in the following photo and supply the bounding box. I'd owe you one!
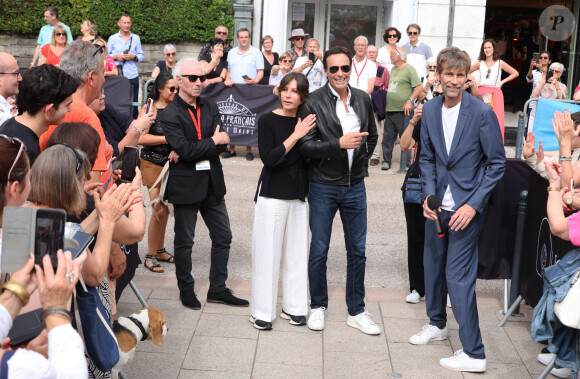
[287,0,323,51]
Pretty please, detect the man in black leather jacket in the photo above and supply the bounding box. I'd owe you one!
[298,46,379,335]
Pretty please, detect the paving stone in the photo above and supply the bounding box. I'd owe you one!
[178,369,250,378]
[149,289,181,301]
[463,362,533,378]
[144,298,202,330]
[118,288,152,304]
[383,317,449,345]
[136,327,194,354]
[324,351,391,378]
[182,336,256,373]
[122,351,183,379]
[323,320,388,354]
[195,313,259,340]
[324,299,382,322]
[254,330,322,366]
[388,342,462,379]
[251,362,323,378]
[204,301,253,316]
[448,327,521,364]
[380,301,431,320]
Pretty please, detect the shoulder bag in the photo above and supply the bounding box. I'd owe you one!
[554,269,580,329]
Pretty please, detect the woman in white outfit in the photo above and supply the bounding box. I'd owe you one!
[250,73,316,330]
[377,27,401,72]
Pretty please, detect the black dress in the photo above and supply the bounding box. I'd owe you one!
[200,52,227,80]
[259,52,279,85]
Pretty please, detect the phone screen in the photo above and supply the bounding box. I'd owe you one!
[309,52,315,62]
[146,98,153,113]
[546,70,554,81]
[428,71,435,81]
[121,146,139,182]
[533,53,540,64]
[34,209,65,270]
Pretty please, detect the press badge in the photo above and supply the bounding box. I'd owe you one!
[196,160,211,171]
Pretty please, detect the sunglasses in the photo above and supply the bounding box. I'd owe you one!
[0,135,27,181]
[166,86,177,92]
[388,34,398,38]
[540,56,550,60]
[216,31,228,35]
[54,143,83,173]
[92,44,104,57]
[281,59,292,63]
[166,52,176,57]
[428,65,437,69]
[551,70,561,74]
[181,74,207,83]
[408,31,419,35]
[293,37,305,41]
[486,68,491,79]
[328,65,351,74]
[55,32,66,37]
[0,70,21,78]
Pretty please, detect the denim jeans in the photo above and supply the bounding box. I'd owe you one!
[308,181,367,316]
[382,111,411,171]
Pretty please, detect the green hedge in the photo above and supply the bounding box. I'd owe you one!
[0,0,233,44]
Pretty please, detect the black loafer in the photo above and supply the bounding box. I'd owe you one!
[180,290,201,310]
[249,316,272,330]
[280,310,306,326]
[207,288,249,307]
[222,151,236,158]
[245,152,254,161]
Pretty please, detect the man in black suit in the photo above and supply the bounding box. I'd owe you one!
[159,58,249,309]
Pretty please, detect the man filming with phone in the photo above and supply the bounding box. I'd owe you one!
[409,46,505,373]
[159,58,249,310]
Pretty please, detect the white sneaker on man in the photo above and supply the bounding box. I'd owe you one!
[347,311,381,335]
[440,349,486,372]
[538,353,574,378]
[307,307,326,331]
[405,290,423,304]
[409,324,448,345]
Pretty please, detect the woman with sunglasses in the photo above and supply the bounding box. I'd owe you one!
[269,52,293,87]
[250,72,315,330]
[526,51,552,94]
[259,35,279,85]
[93,37,118,77]
[528,62,568,131]
[469,39,519,142]
[38,25,68,67]
[152,44,177,79]
[377,27,401,72]
[199,38,228,85]
[138,71,177,273]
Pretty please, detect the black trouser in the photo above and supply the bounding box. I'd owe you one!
[404,202,425,296]
[173,187,232,293]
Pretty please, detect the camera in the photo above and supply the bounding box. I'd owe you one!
[123,49,130,54]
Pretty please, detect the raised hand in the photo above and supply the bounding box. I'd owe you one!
[522,132,536,159]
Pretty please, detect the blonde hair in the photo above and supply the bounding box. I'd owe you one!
[279,52,292,62]
[29,145,91,216]
[51,24,67,46]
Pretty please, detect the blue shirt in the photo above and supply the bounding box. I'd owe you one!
[107,31,144,80]
[226,46,264,84]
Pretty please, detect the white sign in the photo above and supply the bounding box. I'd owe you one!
[293,3,306,22]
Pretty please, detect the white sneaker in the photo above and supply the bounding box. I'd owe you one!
[347,311,381,335]
[409,324,448,345]
[405,290,423,304]
[551,367,574,379]
[447,294,452,308]
[440,349,486,372]
[538,352,556,366]
[307,307,326,331]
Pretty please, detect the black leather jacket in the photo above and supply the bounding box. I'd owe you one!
[298,84,377,186]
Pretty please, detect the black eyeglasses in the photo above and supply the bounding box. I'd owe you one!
[181,74,207,83]
[486,68,491,79]
[53,143,83,173]
[0,135,27,181]
[388,34,398,38]
[92,44,104,57]
[55,32,66,37]
[0,71,21,78]
[281,59,292,63]
[166,86,177,92]
[408,31,418,35]
[328,65,351,74]
[428,65,437,69]
[540,56,550,60]
[551,70,561,74]
[293,37,305,41]
[166,52,176,57]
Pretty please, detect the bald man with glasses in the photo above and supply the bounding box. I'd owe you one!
[0,52,21,126]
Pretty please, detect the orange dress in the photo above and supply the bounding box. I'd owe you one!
[40,44,63,66]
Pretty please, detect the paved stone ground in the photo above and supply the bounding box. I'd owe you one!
[112,144,551,378]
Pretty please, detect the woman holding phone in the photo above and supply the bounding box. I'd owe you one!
[469,39,519,142]
[138,71,177,273]
[250,73,315,330]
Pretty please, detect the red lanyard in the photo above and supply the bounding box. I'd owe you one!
[352,58,368,86]
[187,106,202,140]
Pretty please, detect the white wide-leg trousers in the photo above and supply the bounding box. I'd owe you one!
[251,196,309,322]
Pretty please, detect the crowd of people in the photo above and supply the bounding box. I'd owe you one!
[0,5,578,377]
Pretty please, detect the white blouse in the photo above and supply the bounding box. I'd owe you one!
[478,60,501,87]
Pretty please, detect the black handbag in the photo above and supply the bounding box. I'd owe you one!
[402,159,422,205]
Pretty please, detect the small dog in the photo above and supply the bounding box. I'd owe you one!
[111,307,168,378]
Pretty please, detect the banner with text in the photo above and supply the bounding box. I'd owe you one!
[202,83,278,147]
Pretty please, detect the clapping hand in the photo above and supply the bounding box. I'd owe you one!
[522,132,536,159]
[552,110,578,142]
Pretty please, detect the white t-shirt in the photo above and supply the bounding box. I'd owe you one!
[349,57,377,93]
[441,101,461,211]
[294,56,327,92]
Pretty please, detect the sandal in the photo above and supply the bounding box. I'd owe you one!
[156,248,174,263]
[144,254,164,273]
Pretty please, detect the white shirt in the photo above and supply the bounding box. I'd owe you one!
[349,57,377,93]
[294,56,327,92]
[478,60,501,87]
[441,101,461,211]
[0,95,14,126]
[329,85,361,169]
